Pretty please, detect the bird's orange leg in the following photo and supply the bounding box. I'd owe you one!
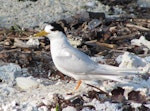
[74,80,82,91]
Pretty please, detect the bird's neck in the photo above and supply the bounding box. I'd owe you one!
[50,32,70,46]
[50,33,71,56]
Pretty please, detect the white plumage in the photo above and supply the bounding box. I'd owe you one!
[35,24,142,83]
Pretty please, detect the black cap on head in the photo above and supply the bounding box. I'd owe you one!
[49,22,66,35]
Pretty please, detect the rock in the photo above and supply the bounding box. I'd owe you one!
[116,52,147,69]
[0,63,22,82]
[68,36,82,47]
[16,77,39,90]
[88,19,102,29]
[62,106,77,111]
[26,38,40,47]
[38,106,49,111]
[131,36,150,50]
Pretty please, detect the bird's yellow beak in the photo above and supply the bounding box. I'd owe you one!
[34,31,49,37]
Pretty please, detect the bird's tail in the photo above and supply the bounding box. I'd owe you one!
[89,64,148,83]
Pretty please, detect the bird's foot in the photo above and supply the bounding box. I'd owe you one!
[66,80,82,95]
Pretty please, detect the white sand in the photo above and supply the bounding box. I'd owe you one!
[0,0,109,28]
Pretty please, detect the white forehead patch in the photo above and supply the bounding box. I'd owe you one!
[44,25,54,32]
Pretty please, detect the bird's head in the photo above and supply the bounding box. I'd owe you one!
[35,22,66,39]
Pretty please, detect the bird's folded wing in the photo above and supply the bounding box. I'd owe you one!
[55,47,97,74]
[55,47,142,76]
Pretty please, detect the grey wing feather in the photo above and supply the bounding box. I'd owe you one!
[55,46,140,77]
[55,46,97,73]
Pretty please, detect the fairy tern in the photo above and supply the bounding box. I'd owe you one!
[35,22,142,90]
